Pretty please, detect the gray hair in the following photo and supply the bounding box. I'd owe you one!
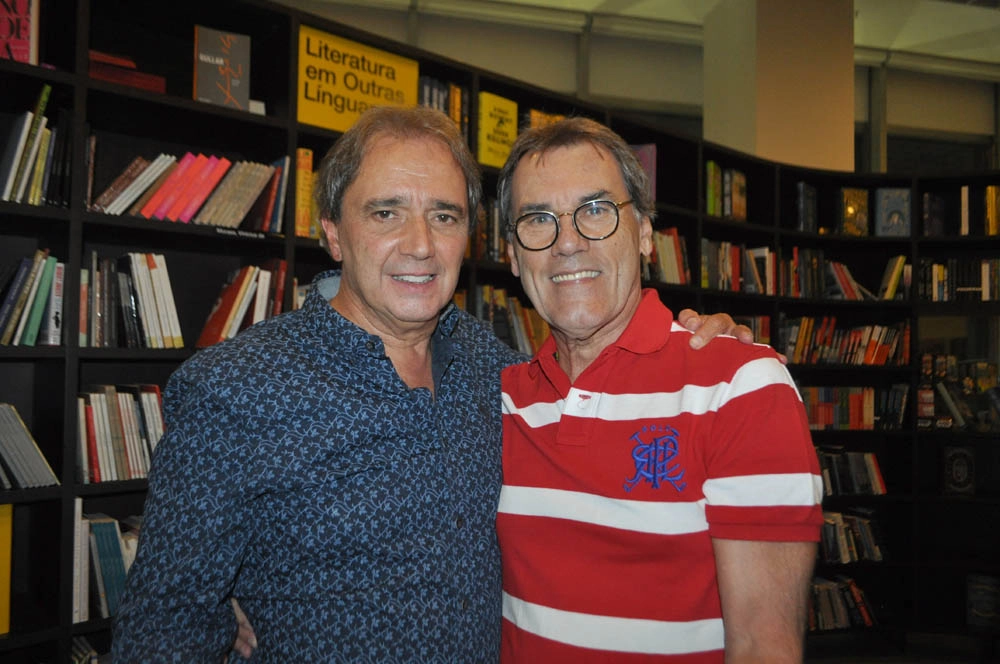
[314,105,482,251]
[496,116,656,238]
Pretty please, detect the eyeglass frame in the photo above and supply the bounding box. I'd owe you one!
[509,199,635,251]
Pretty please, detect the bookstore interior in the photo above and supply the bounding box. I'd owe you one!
[0,0,999,661]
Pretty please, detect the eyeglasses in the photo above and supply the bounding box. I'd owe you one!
[510,199,634,251]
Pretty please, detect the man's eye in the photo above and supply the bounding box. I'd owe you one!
[434,213,460,224]
[523,213,554,226]
[374,210,396,221]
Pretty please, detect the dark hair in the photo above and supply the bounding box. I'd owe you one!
[496,116,656,238]
[314,105,482,246]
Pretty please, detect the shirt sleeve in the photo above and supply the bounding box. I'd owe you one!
[112,372,251,662]
[702,355,823,542]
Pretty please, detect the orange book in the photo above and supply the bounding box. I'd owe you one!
[140,152,196,219]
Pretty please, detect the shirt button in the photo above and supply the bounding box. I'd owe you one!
[461,598,470,611]
[455,515,465,528]
[366,340,376,352]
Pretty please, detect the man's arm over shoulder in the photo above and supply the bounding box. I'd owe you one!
[112,374,251,662]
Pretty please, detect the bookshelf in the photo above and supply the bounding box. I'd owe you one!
[0,0,998,660]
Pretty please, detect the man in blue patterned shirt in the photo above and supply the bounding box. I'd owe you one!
[113,106,750,663]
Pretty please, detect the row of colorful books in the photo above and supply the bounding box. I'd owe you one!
[779,317,910,367]
[418,74,470,144]
[816,449,887,499]
[80,251,182,349]
[923,185,1000,238]
[705,161,746,221]
[647,227,691,286]
[0,402,59,489]
[0,84,72,208]
[76,383,164,484]
[89,147,290,234]
[195,259,288,348]
[916,256,999,303]
[798,384,909,431]
[0,248,64,347]
[821,509,886,564]
[810,575,877,631]
[459,284,549,356]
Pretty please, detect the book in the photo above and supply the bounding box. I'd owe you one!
[84,514,128,616]
[0,402,59,487]
[874,187,911,237]
[1,247,47,345]
[176,155,231,223]
[7,83,50,203]
[88,61,166,94]
[837,187,869,237]
[105,153,177,216]
[723,168,746,221]
[0,503,10,635]
[89,155,151,213]
[294,148,314,238]
[877,255,907,301]
[705,160,722,217]
[25,124,50,205]
[629,143,656,201]
[0,0,39,65]
[0,256,32,338]
[194,25,251,110]
[0,111,32,200]
[796,182,818,232]
[921,191,948,237]
[139,151,196,219]
[987,184,999,236]
[156,152,210,221]
[196,265,257,347]
[476,91,517,169]
[942,445,975,495]
[967,573,1000,629]
[18,253,56,345]
[268,155,291,233]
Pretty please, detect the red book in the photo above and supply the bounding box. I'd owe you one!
[177,156,231,223]
[83,396,101,483]
[140,152,195,219]
[160,153,210,221]
[196,266,255,348]
[267,258,287,317]
[0,0,39,65]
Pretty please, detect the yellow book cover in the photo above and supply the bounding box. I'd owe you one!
[0,503,11,634]
[294,148,314,238]
[477,91,517,169]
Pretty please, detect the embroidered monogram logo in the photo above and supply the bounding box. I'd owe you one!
[623,424,686,492]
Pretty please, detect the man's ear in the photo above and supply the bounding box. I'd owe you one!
[639,215,653,258]
[321,218,343,261]
[506,240,520,277]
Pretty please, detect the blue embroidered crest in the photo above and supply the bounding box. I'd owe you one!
[623,424,686,492]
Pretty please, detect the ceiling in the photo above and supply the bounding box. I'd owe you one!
[357,0,1000,79]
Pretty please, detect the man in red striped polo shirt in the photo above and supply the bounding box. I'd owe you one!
[496,117,823,663]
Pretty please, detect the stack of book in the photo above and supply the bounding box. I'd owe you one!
[87,49,165,94]
[0,402,60,489]
[76,384,164,484]
[0,83,72,207]
[80,251,183,349]
[195,259,288,348]
[0,248,65,347]
[89,149,289,233]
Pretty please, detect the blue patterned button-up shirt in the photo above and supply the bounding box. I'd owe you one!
[113,271,524,663]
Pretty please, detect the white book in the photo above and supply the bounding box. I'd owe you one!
[72,497,90,623]
[225,267,259,339]
[140,391,165,454]
[106,153,176,216]
[1,111,33,200]
[115,392,140,479]
[129,252,163,349]
[89,391,115,482]
[252,268,271,324]
[14,115,48,203]
[151,253,184,348]
[38,261,65,346]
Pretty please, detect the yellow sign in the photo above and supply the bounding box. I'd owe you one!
[477,91,518,169]
[297,25,419,132]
